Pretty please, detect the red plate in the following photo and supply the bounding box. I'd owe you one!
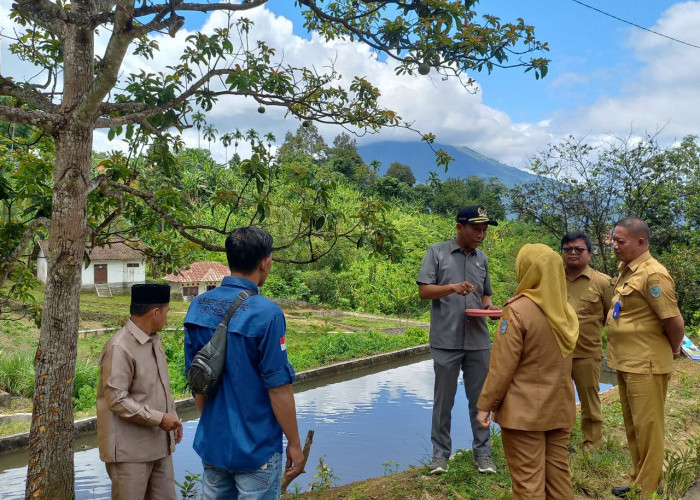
[465,308,503,318]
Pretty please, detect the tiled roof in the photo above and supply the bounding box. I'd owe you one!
[163,261,230,283]
[87,241,144,260]
[37,240,144,261]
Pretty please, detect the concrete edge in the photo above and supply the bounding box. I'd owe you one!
[0,345,431,455]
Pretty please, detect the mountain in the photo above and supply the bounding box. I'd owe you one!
[357,141,537,187]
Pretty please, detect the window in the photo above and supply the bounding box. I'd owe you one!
[182,286,199,297]
[207,285,217,291]
[127,263,139,268]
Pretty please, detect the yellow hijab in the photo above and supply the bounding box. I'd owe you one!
[515,243,579,357]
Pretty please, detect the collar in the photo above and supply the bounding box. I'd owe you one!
[567,265,593,282]
[126,319,153,345]
[449,237,478,256]
[221,275,260,293]
[619,250,652,274]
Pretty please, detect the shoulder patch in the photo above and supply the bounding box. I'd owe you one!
[499,319,509,335]
[650,285,662,298]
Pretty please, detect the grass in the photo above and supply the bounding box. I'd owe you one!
[2,292,698,499]
[0,350,35,398]
[0,293,430,431]
[286,327,428,371]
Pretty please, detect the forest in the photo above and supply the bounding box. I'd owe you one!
[3,122,699,327]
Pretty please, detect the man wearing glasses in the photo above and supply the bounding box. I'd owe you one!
[561,232,613,451]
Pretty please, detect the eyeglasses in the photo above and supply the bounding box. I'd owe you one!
[562,246,588,255]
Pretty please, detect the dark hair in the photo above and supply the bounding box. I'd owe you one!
[561,232,592,252]
[130,303,167,316]
[615,217,650,241]
[225,226,274,273]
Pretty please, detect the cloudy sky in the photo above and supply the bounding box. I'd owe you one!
[1,1,699,169]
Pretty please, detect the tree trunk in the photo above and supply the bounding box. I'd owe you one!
[25,12,95,499]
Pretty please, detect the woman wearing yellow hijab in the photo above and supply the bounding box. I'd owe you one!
[477,244,579,500]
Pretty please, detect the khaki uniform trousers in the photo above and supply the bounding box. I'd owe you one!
[572,357,603,446]
[106,455,178,500]
[501,427,574,500]
[617,370,669,495]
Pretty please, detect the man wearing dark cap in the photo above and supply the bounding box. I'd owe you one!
[416,205,500,475]
[97,283,183,500]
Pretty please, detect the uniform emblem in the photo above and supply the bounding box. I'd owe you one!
[499,320,508,335]
[478,206,486,216]
[280,337,287,351]
[650,285,661,298]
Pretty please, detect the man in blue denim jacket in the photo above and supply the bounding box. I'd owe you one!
[184,226,303,499]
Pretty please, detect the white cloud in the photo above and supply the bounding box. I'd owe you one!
[553,2,700,153]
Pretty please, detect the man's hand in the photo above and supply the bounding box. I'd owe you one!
[451,281,475,296]
[285,442,305,480]
[160,413,183,443]
[477,410,491,428]
[173,424,183,444]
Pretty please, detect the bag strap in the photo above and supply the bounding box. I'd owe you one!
[207,289,257,356]
[219,289,257,327]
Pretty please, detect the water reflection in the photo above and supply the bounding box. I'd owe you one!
[0,356,615,498]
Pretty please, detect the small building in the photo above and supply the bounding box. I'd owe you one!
[36,240,146,293]
[163,261,229,300]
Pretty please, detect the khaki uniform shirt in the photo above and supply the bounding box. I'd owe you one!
[97,320,178,463]
[567,266,613,360]
[606,251,681,375]
[477,295,576,431]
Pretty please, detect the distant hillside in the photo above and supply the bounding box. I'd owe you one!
[357,141,537,187]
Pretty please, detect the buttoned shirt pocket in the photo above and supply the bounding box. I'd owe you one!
[579,291,601,315]
[617,276,644,309]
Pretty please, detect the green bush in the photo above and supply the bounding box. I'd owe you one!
[161,330,188,394]
[72,358,100,410]
[0,350,35,397]
[73,384,97,412]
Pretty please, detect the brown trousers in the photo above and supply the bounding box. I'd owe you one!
[105,455,178,500]
[501,427,574,500]
[617,370,669,495]
[572,357,603,446]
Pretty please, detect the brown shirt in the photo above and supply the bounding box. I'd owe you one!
[477,295,576,431]
[606,251,681,375]
[567,266,613,360]
[97,320,178,463]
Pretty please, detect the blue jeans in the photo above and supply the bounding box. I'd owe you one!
[202,453,283,500]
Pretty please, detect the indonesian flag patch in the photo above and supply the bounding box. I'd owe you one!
[280,337,287,351]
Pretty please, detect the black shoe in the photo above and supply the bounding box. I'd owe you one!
[611,486,631,498]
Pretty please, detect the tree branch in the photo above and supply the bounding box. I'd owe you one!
[11,0,69,35]
[0,105,57,132]
[90,0,268,26]
[0,76,57,113]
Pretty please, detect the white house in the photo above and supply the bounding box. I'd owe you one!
[36,240,146,292]
[163,261,229,299]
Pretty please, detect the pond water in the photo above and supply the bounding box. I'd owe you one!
[0,354,615,499]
